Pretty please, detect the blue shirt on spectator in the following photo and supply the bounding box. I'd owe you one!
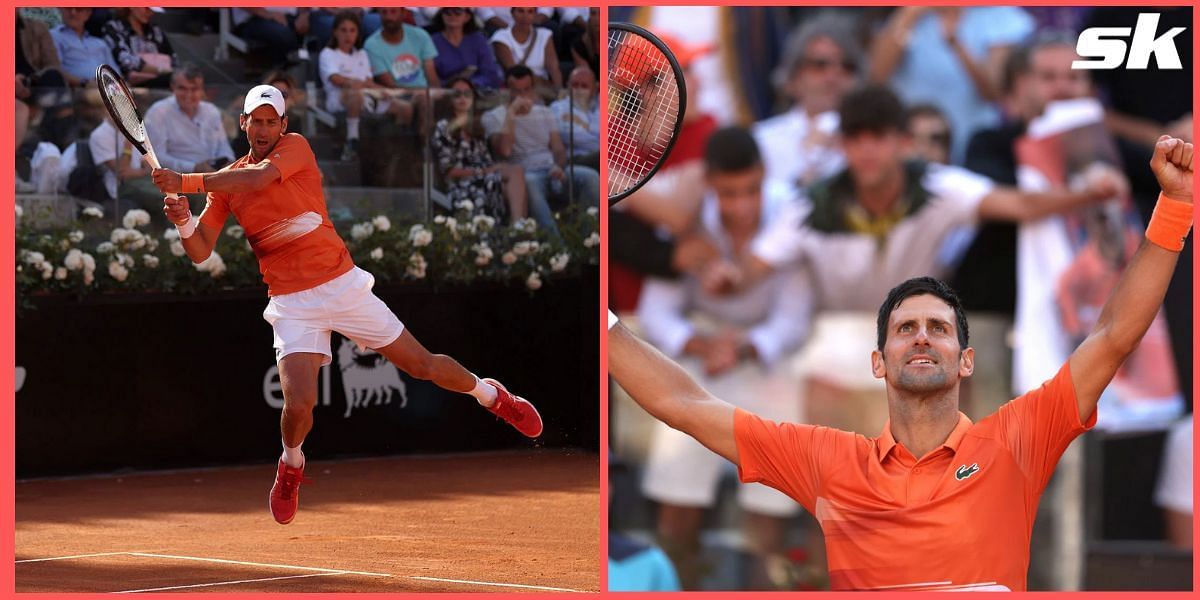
[550,95,600,157]
[50,24,115,83]
[364,25,438,88]
[432,31,503,90]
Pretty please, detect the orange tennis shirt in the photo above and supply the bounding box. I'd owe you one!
[199,133,354,296]
[735,362,1095,591]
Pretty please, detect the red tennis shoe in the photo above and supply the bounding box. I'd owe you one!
[269,459,309,525]
[483,378,543,438]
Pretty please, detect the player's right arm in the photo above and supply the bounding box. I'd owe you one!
[609,320,738,463]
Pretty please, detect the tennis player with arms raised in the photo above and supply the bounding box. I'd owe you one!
[151,85,543,525]
[609,135,1192,591]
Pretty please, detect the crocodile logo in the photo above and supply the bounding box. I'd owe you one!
[955,463,980,481]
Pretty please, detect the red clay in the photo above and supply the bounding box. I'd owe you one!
[16,450,599,593]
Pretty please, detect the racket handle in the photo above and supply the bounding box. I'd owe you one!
[140,145,182,201]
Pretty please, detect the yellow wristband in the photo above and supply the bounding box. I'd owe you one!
[1145,193,1193,252]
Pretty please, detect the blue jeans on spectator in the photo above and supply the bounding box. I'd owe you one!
[524,164,600,234]
[310,9,382,51]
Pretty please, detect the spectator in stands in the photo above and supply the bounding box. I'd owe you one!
[569,7,600,80]
[365,7,440,127]
[1155,414,1193,550]
[637,127,813,590]
[477,6,552,33]
[705,85,1126,437]
[491,8,561,96]
[610,455,682,592]
[319,10,407,162]
[905,104,952,165]
[90,113,162,214]
[17,12,67,95]
[429,8,504,91]
[869,7,1034,163]
[231,8,308,68]
[261,70,303,119]
[17,13,71,156]
[310,7,381,51]
[50,7,116,87]
[755,12,859,192]
[433,77,528,223]
[550,66,600,171]
[101,7,175,89]
[483,65,599,233]
[143,65,236,176]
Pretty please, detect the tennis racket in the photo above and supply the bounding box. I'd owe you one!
[606,23,688,206]
[94,64,180,203]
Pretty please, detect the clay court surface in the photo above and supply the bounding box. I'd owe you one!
[16,450,599,593]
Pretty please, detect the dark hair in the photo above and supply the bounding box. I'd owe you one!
[505,64,535,83]
[1000,44,1032,96]
[429,7,478,34]
[704,126,761,173]
[876,277,969,351]
[839,84,906,137]
[438,76,485,138]
[327,10,364,50]
[905,103,951,141]
[172,62,204,85]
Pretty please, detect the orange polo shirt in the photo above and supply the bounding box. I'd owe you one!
[735,362,1095,591]
[200,133,353,296]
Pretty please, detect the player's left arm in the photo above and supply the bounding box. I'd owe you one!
[1068,136,1192,421]
[153,161,283,195]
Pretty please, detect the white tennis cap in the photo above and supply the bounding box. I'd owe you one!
[243,84,286,117]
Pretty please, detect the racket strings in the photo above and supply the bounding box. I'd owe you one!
[98,72,146,143]
[607,29,681,198]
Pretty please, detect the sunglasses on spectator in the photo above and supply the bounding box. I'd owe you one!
[443,8,467,15]
[450,89,472,98]
[802,57,856,74]
[917,131,951,145]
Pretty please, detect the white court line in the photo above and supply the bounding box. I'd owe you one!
[125,552,392,577]
[115,572,346,593]
[406,576,589,593]
[16,551,136,564]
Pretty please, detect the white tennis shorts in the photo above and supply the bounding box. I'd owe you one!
[262,266,405,366]
[641,355,803,518]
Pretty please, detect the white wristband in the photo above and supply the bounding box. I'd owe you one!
[177,215,199,239]
[608,310,619,330]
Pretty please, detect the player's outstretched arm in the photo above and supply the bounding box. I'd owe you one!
[152,163,282,196]
[1068,136,1192,422]
[609,319,738,464]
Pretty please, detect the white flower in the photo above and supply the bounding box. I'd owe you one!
[409,227,433,247]
[15,205,23,219]
[54,267,67,280]
[169,240,186,257]
[163,228,180,242]
[143,254,159,268]
[122,209,151,229]
[21,251,45,265]
[195,251,226,278]
[145,237,159,252]
[40,262,53,280]
[58,239,70,251]
[406,252,427,279]
[443,217,457,230]
[111,228,146,251]
[526,272,542,290]
[226,225,245,239]
[372,215,392,232]
[550,252,569,272]
[96,242,115,254]
[81,253,96,273]
[108,261,129,282]
[514,218,538,233]
[512,241,535,256]
[501,251,517,265]
[370,247,384,260]
[68,230,84,243]
[455,200,475,213]
[115,253,134,268]
[472,214,496,230]
[472,243,494,266]
[351,222,375,241]
[583,232,600,248]
[64,249,84,271]
[434,215,446,224]
[83,271,95,285]
[82,206,104,219]
[587,206,599,217]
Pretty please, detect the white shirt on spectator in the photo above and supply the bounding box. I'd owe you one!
[482,103,557,171]
[753,107,844,194]
[489,26,554,79]
[89,119,145,200]
[1156,415,1193,515]
[318,46,372,113]
[476,7,554,29]
[550,96,599,157]
[143,95,236,173]
[639,182,813,367]
[751,163,994,311]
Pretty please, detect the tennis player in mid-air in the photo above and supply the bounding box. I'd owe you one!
[151,85,543,525]
[609,135,1192,591]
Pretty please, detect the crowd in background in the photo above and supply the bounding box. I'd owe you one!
[15,6,600,231]
[609,6,1192,592]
